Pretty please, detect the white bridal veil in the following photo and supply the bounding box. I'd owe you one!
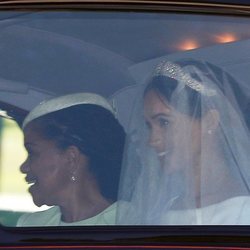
[116,58,250,225]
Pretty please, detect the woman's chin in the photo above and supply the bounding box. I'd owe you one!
[32,196,45,207]
[29,185,46,207]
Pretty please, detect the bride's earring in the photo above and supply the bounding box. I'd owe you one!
[71,174,76,182]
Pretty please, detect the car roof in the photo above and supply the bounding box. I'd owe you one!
[0,0,249,120]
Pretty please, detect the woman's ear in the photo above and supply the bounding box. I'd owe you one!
[65,146,82,179]
[65,145,89,182]
[203,109,220,133]
[66,145,81,166]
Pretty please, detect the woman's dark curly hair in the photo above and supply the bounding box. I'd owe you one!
[28,104,125,202]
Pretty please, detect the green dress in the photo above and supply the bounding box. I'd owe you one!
[16,203,116,226]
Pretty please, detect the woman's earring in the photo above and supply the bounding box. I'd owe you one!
[208,129,212,135]
[71,175,76,182]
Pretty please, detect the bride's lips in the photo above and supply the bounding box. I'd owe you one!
[158,151,166,157]
[157,149,171,158]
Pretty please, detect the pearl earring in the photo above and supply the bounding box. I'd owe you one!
[208,129,212,135]
[71,175,76,182]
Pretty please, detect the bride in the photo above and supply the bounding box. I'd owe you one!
[117,59,250,225]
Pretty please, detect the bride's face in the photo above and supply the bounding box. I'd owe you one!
[143,90,202,172]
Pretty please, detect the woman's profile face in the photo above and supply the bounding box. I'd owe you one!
[20,124,71,207]
[143,90,202,172]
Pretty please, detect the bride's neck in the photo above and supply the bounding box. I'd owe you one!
[194,161,243,208]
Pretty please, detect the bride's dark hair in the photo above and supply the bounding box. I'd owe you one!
[145,59,249,129]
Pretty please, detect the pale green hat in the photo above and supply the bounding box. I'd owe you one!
[22,92,115,129]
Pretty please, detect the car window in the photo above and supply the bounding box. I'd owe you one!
[0,9,249,227]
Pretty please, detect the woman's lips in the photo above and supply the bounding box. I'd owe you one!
[25,175,37,185]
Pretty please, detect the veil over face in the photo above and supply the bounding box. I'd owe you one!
[116,59,250,225]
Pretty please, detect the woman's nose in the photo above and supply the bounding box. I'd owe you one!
[20,159,30,174]
[148,128,162,148]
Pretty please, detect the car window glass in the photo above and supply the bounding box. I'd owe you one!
[0,10,249,226]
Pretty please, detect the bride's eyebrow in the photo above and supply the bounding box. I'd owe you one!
[152,113,172,119]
